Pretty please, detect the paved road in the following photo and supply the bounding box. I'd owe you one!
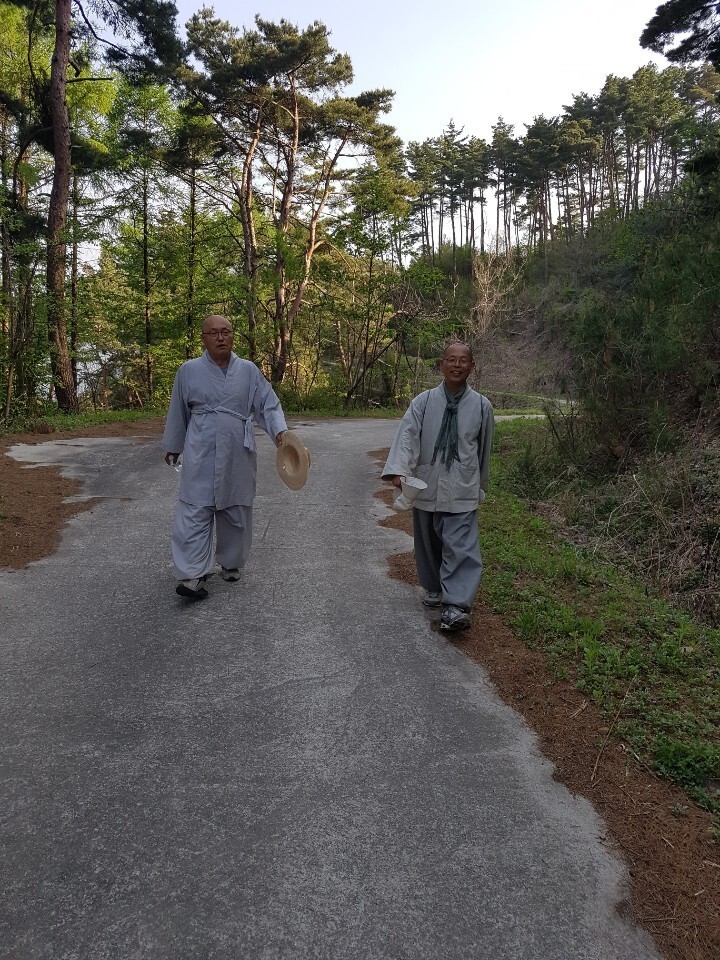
[0,420,660,960]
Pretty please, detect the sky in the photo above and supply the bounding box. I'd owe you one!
[172,0,669,146]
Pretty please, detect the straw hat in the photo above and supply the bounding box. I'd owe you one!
[276,431,310,490]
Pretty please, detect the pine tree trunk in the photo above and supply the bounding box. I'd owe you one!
[186,169,196,359]
[429,198,436,265]
[469,191,476,253]
[450,200,457,282]
[495,167,501,254]
[47,0,78,413]
[1,111,10,342]
[70,172,78,390]
[236,113,263,362]
[142,169,153,400]
[479,192,485,255]
[1,129,12,417]
[437,195,444,257]
[3,157,33,417]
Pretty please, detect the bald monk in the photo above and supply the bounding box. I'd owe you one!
[162,316,288,600]
[381,341,494,632]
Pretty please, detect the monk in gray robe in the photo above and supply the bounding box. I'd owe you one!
[162,315,287,600]
[382,342,494,631]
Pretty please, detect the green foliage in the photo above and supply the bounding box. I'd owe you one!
[405,261,446,296]
[406,244,476,334]
[652,738,720,804]
[517,168,720,454]
[483,420,720,821]
[3,4,720,435]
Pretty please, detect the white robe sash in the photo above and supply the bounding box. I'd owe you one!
[192,404,256,452]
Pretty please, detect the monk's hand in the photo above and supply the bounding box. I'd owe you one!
[276,432,285,446]
[388,475,402,488]
[165,452,180,465]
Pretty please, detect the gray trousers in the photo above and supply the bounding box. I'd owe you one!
[172,501,253,580]
[412,508,483,610]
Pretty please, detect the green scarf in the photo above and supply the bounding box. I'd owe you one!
[431,384,466,469]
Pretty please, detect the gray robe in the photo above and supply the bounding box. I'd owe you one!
[162,351,287,510]
[381,384,494,513]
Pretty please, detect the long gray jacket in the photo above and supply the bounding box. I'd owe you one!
[381,384,494,513]
[162,351,287,510]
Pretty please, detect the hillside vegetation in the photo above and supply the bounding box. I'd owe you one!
[493,161,720,627]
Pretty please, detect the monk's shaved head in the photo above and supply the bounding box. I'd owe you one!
[202,315,233,334]
[442,341,473,361]
[201,315,234,367]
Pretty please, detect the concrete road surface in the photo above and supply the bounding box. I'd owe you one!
[0,419,661,960]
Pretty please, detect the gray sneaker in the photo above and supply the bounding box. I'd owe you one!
[176,577,209,600]
[423,591,442,608]
[440,605,471,631]
[221,567,241,582]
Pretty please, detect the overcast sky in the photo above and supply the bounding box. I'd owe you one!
[172,0,668,145]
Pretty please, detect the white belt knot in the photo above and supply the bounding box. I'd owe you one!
[192,405,256,451]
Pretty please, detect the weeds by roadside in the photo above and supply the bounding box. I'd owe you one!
[484,419,720,833]
[506,409,720,625]
[0,409,166,436]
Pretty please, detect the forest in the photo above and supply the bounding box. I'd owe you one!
[1,0,719,429]
[2,1,720,915]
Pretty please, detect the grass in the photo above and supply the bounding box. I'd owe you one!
[482,419,720,825]
[487,390,570,411]
[1,408,165,436]
[286,405,406,418]
[3,403,545,431]
[286,406,542,419]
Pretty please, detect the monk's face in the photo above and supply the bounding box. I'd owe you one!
[201,316,234,366]
[439,344,474,392]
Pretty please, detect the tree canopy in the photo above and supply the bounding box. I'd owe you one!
[1,3,720,426]
[641,1,720,69]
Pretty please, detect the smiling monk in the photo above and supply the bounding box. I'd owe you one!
[381,341,494,632]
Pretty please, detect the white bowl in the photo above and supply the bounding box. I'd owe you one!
[392,476,427,511]
[400,476,427,501]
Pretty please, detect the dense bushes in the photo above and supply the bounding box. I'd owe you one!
[551,175,720,451]
[504,406,720,626]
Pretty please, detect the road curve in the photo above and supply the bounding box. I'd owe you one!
[0,419,660,960]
